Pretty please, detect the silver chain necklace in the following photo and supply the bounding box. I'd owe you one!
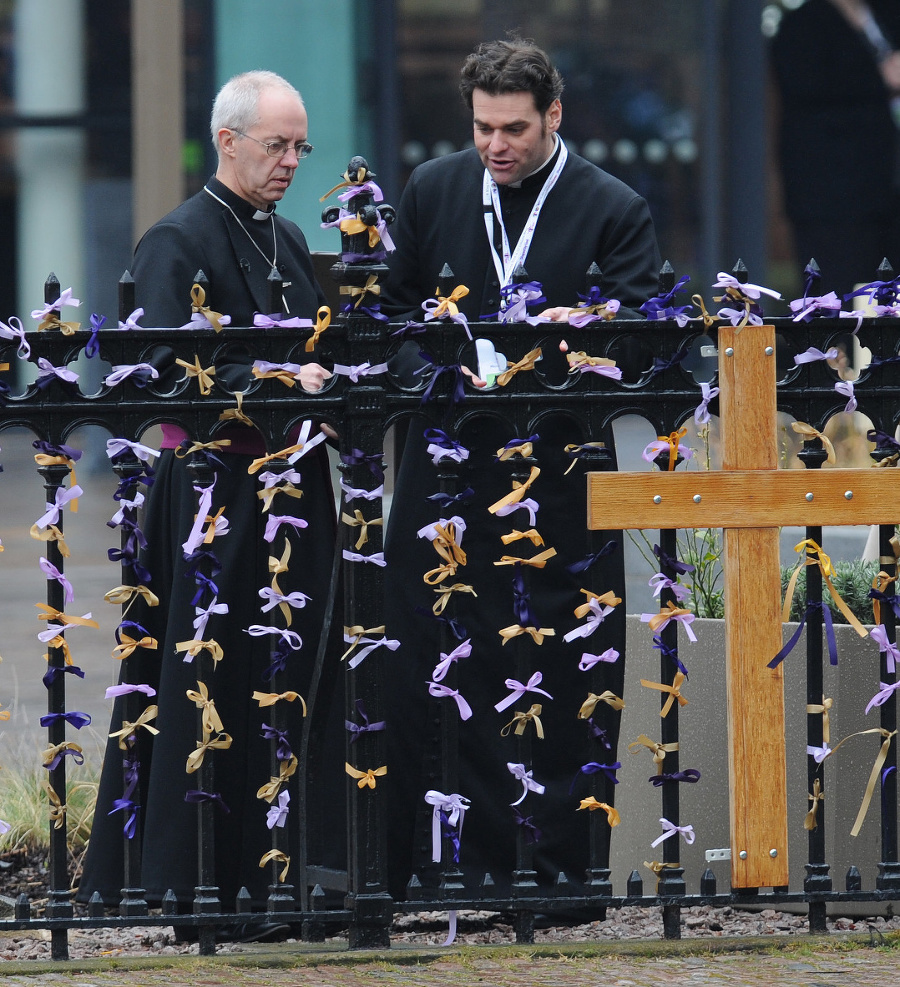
[203,185,292,313]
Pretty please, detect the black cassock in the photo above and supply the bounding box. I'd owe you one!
[79,177,340,907]
[381,144,660,896]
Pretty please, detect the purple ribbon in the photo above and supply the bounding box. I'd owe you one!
[42,664,85,688]
[565,540,618,575]
[653,544,695,576]
[649,769,701,786]
[44,747,85,771]
[569,761,620,793]
[417,357,467,407]
[768,601,838,668]
[423,428,470,465]
[193,598,229,639]
[513,807,542,845]
[33,439,82,462]
[640,275,693,322]
[511,565,539,627]
[344,699,386,743]
[40,711,92,729]
[189,571,220,607]
[867,429,900,455]
[84,313,105,357]
[414,606,468,641]
[845,276,900,307]
[650,345,690,377]
[184,790,230,813]
[117,307,144,330]
[426,487,475,509]
[341,448,385,482]
[585,717,612,749]
[868,589,900,623]
[423,790,470,863]
[652,635,689,678]
[109,798,140,839]
[261,640,293,681]
[340,479,384,502]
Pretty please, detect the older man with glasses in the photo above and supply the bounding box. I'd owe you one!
[79,70,339,943]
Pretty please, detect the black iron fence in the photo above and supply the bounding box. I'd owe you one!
[0,257,899,959]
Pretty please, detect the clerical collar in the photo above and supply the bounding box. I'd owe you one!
[506,135,561,190]
[204,176,275,222]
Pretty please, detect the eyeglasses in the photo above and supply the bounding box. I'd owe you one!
[231,130,314,159]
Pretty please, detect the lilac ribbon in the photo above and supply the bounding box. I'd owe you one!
[578,648,620,671]
[427,681,473,720]
[258,587,311,614]
[870,624,900,674]
[342,549,386,566]
[649,572,689,602]
[640,608,697,642]
[266,790,290,829]
[564,598,617,642]
[333,362,389,382]
[40,711,91,729]
[253,360,308,382]
[284,421,328,465]
[264,514,309,542]
[494,672,553,713]
[31,287,80,319]
[574,360,622,379]
[184,790,230,813]
[431,639,472,682]
[768,601,837,668]
[258,468,303,489]
[344,699,386,743]
[105,683,157,699]
[565,540,618,575]
[193,598,229,639]
[835,379,856,414]
[417,516,466,542]
[481,282,547,324]
[513,807,542,844]
[426,487,475,509]
[569,761,620,793]
[642,437,694,466]
[794,346,839,366]
[245,625,304,650]
[423,790,470,863]
[182,485,215,556]
[109,492,145,527]
[252,313,313,329]
[0,316,30,358]
[506,762,545,806]
[117,307,144,330]
[423,428,470,465]
[35,485,84,530]
[36,357,79,387]
[38,557,74,603]
[106,439,159,463]
[649,769,701,786]
[337,180,384,203]
[494,497,538,526]
[340,480,384,502]
[43,664,84,688]
[807,743,832,763]
[866,680,900,714]
[694,382,719,425]
[390,320,428,338]
[713,273,781,302]
[343,631,400,669]
[651,817,696,847]
[176,311,232,331]
[789,291,842,322]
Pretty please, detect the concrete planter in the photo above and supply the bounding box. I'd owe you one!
[611,615,886,909]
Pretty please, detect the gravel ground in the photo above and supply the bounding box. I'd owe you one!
[0,905,899,961]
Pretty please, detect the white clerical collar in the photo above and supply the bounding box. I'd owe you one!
[508,134,560,189]
[251,207,275,221]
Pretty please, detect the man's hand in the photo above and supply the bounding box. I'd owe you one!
[298,363,332,392]
[538,306,573,322]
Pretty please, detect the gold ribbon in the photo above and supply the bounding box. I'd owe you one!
[640,671,688,717]
[782,538,868,637]
[574,588,622,619]
[37,313,80,334]
[563,441,606,475]
[104,584,159,608]
[174,439,232,459]
[713,285,752,328]
[496,439,535,461]
[423,521,467,585]
[578,691,626,719]
[498,624,555,646]
[657,426,688,471]
[577,798,621,826]
[496,346,542,387]
[28,523,70,556]
[340,213,384,248]
[175,639,224,665]
[500,704,544,739]
[319,166,369,201]
[252,365,300,388]
[305,306,332,352]
[691,294,719,329]
[108,705,160,750]
[41,741,82,769]
[487,466,540,516]
[566,351,618,371]
[341,510,383,550]
[256,756,298,802]
[176,355,216,395]
[432,582,477,615]
[806,696,833,744]
[46,784,67,830]
[791,421,836,464]
[268,541,291,600]
[430,284,470,319]
[42,635,74,665]
[252,690,307,715]
[248,441,317,475]
[258,479,303,513]
[494,547,557,569]
[186,732,233,774]
[644,860,681,880]
[871,570,898,626]
[190,283,226,333]
[259,849,291,883]
[500,528,544,547]
[628,734,679,774]
[111,633,158,660]
[0,707,10,722]
[345,762,387,789]
[219,391,256,427]
[645,601,694,633]
[844,728,896,837]
[186,682,225,738]
[340,274,380,310]
[341,626,387,663]
[35,604,100,631]
[805,778,825,832]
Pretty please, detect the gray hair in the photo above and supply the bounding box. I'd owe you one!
[210,70,303,156]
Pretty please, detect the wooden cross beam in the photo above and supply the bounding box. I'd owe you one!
[588,324,900,889]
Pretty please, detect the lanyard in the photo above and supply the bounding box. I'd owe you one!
[482,138,568,302]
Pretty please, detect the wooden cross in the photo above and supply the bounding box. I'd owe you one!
[588,324,900,888]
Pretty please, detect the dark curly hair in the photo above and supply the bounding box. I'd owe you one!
[459,38,564,115]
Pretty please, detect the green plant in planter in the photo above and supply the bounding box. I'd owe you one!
[630,527,724,619]
[781,557,880,626]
